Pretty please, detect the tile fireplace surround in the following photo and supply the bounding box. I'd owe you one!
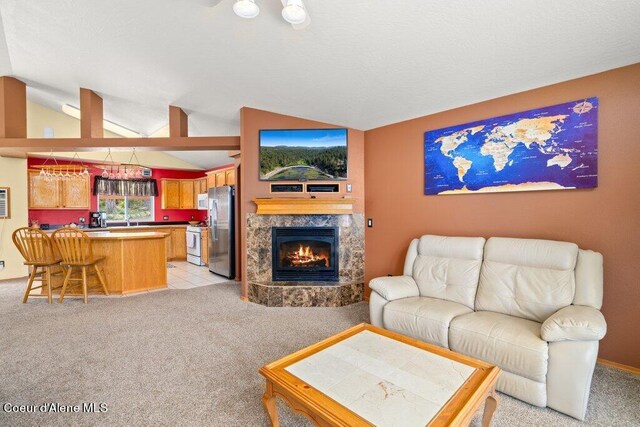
[246,213,365,307]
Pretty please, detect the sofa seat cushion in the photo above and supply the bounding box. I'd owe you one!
[383,296,473,348]
[449,311,548,383]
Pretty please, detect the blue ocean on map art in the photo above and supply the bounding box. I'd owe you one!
[424,97,598,195]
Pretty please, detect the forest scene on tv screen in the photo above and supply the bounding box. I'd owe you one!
[259,129,348,181]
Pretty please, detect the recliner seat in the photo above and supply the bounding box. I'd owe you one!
[369,235,607,421]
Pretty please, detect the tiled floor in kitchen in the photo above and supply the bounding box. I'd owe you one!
[166,261,232,289]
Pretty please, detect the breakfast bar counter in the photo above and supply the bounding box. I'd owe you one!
[52,231,169,295]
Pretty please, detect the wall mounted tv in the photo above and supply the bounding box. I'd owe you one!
[259,128,348,181]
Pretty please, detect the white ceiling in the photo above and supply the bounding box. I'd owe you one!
[163,150,233,170]
[0,0,638,134]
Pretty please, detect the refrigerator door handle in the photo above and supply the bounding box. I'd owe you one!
[212,200,218,241]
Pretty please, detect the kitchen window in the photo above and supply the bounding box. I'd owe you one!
[98,195,154,222]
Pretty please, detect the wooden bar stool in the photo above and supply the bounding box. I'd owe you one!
[12,227,63,304]
[51,227,109,304]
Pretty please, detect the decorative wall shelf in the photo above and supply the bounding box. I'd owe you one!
[252,198,355,215]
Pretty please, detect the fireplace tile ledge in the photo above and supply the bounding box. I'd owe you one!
[247,281,364,307]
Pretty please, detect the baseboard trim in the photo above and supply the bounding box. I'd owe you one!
[597,358,640,375]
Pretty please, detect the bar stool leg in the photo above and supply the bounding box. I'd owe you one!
[59,266,73,303]
[23,266,38,304]
[45,267,52,304]
[81,266,88,304]
[95,265,109,296]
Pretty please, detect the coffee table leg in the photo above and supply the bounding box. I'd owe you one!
[482,390,499,427]
[262,381,279,427]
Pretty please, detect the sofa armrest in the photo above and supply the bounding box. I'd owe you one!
[541,305,607,342]
[369,275,419,301]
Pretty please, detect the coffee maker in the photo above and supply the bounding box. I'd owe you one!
[89,212,107,228]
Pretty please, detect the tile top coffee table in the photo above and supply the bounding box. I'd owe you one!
[259,323,501,426]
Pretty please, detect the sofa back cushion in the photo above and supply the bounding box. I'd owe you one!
[476,237,578,322]
[412,235,486,309]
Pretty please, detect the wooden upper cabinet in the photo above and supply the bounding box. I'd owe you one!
[206,173,216,189]
[215,171,226,187]
[61,176,90,209]
[28,170,60,208]
[161,179,181,209]
[205,168,235,188]
[225,169,235,186]
[28,170,90,209]
[193,178,207,206]
[180,180,195,209]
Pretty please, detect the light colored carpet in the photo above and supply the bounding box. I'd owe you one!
[0,278,638,426]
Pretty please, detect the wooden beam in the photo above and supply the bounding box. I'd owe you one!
[0,136,241,157]
[0,77,26,138]
[169,106,188,137]
[80,88,103,138]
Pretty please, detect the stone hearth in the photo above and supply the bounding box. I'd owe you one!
[246,213,364,307]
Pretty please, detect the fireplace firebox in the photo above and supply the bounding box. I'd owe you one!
[272,227,339,282]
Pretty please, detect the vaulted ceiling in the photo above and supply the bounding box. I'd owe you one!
[0,0,638,136]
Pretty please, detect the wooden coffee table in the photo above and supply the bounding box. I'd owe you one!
[259,323,501,426]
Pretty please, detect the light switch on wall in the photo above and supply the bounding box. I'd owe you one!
[367,218,373,228]
[346,183,352,193]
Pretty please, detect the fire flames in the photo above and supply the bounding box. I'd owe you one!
[286,244,329,267]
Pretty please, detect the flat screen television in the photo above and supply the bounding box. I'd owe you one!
[259,128,348,181]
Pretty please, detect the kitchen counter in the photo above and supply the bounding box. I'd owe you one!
[51,231,168,295]
[94,224,189,231]
[80,224,188,232]
[84,231,169,240]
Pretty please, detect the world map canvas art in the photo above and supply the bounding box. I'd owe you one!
[424,97,598,195]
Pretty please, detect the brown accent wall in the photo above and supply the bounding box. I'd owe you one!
[364,63,640,368]
[239,107,365,296]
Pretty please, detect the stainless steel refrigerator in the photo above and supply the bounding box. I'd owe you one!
[208,185,235,278]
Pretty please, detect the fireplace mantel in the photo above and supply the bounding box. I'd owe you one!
[252,197,356,215]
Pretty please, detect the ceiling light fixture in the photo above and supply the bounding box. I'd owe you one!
[61,104,144,138]
[281,0,306,24]
[233,0,260,19]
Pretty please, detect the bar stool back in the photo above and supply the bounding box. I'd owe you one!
[12,227,62,303]
[51,227,109,304]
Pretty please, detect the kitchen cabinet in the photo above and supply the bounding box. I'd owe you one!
[198,178,207,194]
[225,169,235,186]
[170,227,187,260]
[201,228,209,266]
[61,177,91,208]
[193,178,207,207]
[28,170,90,209]
[179,180,195,209]
[206,173,216,189]
[161,179,181,209]
[28,171,60,208]
[205,168,235,189]
[161,179,198,210]
[215,171,226,187]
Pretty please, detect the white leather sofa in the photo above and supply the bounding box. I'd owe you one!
[369,235,606,421]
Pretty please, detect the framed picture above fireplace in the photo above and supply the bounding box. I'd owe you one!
[259,128,348,181]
